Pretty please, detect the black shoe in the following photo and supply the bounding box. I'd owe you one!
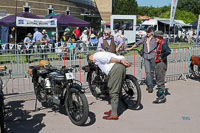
[165,89,171,95]
[153,96,166,104]
[147,86,153,93]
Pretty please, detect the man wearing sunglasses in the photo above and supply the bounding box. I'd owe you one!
[97,28,123,53]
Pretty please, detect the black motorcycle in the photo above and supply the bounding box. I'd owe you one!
[82,62,141,110]
[31,64,89,126]
[0,66,6,133]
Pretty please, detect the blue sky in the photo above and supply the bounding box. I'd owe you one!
[136,0,172,7]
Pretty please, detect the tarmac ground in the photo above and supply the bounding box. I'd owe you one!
[3,78,200,133]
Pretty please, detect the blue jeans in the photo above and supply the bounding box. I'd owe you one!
[144,58,155,87]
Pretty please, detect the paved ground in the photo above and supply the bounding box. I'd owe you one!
[3,78,200,133]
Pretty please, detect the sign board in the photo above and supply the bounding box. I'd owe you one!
[16,17,57,27]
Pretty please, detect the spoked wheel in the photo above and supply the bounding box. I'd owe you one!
[88,71,101,97]
[65,87,89,126]
[33,83,46,104]
[0,79,5,133]
[190,64,200,79]
[0,98,5,133]
[121,74,141,110]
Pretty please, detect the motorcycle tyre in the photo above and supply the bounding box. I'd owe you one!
[190,64,200,79]
[121,74,141,110]
[65,87,89,126]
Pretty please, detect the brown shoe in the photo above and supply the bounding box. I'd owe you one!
[103,115,119,120]
[104,110,112,115]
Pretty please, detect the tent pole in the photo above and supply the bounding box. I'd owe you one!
[56,26,58,42]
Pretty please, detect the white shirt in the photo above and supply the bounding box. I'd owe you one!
[93,52,124,75]
[81,33,88,42]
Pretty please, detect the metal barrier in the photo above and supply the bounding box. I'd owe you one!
[0,42,200,95]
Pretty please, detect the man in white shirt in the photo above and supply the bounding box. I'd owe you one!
[88,51,131,120]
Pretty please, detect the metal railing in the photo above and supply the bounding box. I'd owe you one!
[0,42,200,95]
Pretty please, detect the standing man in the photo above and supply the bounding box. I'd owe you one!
[40,29,50,59]
[97,28,124,53]
[73,27,80,41]
[24,33,32,63]
[32,28,42,45]
[126,27,157,93]
[88,51,131,120]
[153,31,171,104]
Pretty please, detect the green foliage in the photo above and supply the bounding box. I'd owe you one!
[159,9,197,23]
[137,6,170,17]
[177,0,200,17]
[114,0,138,15]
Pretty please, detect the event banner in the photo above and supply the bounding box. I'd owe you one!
[16,17,57,27]
[170,0,178,27]
[195,15,200,46]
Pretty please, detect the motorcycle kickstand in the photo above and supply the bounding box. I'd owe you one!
[34,98,38,111]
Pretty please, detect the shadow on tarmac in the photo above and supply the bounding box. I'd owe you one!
[4,100,46,133]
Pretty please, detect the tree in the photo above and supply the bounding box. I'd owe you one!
[114,0,138,15]
[159,9,196,24]
[177,0,200,17]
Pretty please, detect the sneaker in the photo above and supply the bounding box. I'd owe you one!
[153,96,166,104]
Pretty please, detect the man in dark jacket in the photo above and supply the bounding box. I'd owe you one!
[153,31,171,104]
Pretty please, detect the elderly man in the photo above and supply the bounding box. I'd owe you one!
[153,31,171,104]
[126,27,157,93]
[88,51,131,120]
[97,28,124,53]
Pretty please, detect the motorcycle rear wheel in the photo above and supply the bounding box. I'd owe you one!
[121,74,141,110]
[65,87,89,126]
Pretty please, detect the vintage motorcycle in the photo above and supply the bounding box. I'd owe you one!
[82,62,141,110]
[190,55,200,79]
[0,66,6,133]
[30,60,89,126]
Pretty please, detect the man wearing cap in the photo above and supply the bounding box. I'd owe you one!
[80,30,89,51]
[153,31,171,104]
[126,27,157,93]
[97,28,124,53]
[40,29,50,59]
[89,34,98,49]
[24,33,33,63]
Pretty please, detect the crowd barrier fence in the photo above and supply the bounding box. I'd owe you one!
[0,42,199,95]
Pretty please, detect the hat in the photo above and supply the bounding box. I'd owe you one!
[90,34,95,38]
[154,31,164,38]
[27,33,32,37]
[42,29,47,34]
[65,28,70,32]
[83,30,87,33]
[146,26,154,33]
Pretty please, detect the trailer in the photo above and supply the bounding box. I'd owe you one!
[110,15,137,44]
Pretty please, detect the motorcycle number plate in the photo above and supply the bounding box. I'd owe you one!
[65,73,74,80]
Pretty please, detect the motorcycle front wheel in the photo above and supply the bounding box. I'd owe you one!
[0,98,5,133]
[190,64,200,79]
[121,74,141,110]
[65,87,89,126]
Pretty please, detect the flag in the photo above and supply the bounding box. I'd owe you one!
[195,15,200,46]
[170,0,178,27]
